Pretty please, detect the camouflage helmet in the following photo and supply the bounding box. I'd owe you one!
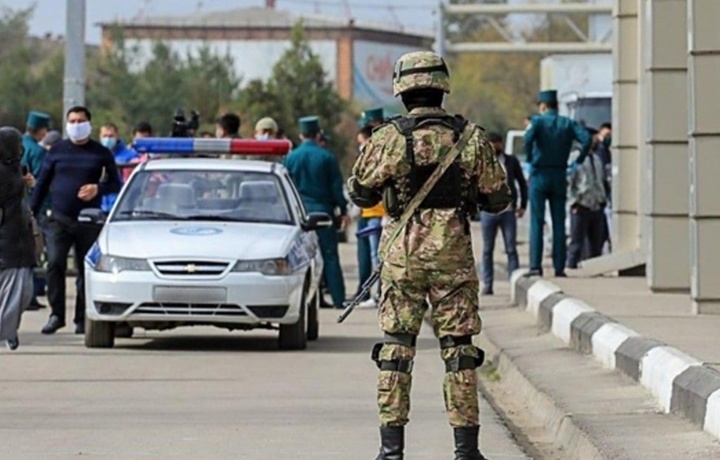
[392,51,451,97]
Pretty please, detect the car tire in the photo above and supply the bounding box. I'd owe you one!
[307,293,319,342]
[279,284,308,351]
[85,319,115,348]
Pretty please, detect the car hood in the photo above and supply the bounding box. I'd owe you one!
[103,221,298,260]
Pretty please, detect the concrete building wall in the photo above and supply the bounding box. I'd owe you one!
[641,0,689,292]
[612,0,642,253]
[689,0,720,313]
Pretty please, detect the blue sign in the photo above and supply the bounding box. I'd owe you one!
[170,227,223,236]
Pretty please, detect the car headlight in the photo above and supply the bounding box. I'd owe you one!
[95,255,151,273]
[232,258,290,276]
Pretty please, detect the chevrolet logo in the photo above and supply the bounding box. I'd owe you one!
[185,264,197,273]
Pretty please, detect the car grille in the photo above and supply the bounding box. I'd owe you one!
[152,260,230,276]
[135,303,248,316]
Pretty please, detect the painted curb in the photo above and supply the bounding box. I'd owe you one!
[510,271,720,442]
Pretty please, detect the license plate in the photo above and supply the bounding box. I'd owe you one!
[152,286,227,303]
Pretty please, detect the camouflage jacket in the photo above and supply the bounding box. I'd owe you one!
[350,107,509,272]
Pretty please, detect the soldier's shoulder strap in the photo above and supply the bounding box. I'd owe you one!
[379,120,476,262]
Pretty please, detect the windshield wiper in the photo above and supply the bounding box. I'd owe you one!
[116,210,183,220]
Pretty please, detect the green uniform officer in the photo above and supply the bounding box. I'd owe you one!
[21,111,51,179]
[360,107,386,129]
[284,116,348,308]
[20,110,51,310]
[524,90,591,276]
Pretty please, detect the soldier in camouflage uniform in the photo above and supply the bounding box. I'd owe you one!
[347,51,512,460]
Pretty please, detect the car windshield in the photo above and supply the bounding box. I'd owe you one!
[112,169,293,225]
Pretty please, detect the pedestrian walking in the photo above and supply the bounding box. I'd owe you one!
[524,90,592,277]
[30,106,122,335]
[567,128,608,268]
[0,127,38,350]
[480,132,528,295]
[347,51,511,459]
[284,116,349,309]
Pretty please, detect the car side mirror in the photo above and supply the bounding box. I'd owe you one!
[78,208,107,225]
[302,212,333,231]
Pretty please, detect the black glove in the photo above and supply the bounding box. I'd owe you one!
[347,176,381,208]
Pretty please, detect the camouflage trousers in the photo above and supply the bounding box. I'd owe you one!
[375,264,482,428]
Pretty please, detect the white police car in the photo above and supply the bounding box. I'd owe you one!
[82,138,332,350]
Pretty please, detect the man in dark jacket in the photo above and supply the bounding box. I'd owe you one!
[0,127,37,351]
[31,106,121,335]
[480,132,528,295]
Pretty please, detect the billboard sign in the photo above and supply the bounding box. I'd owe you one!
[353,41,427,108]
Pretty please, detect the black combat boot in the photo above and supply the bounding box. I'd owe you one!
[374,426,404,460]
[453,426,488,460]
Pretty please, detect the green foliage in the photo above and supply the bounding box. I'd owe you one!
[238,23,348,155]
[0,8,350,162]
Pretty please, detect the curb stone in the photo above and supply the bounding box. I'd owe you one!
[509,270,720,442]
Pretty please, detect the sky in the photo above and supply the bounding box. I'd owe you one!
[4,0,443,43]
[0,0,579,44]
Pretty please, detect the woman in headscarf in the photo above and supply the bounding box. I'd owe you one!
[0,127,37,350]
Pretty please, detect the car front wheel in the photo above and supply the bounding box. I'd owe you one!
[279,286,308,351]
[307,293,319,342]
[85,319,115,348]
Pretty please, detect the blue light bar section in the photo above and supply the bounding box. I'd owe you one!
[133,138,196,154]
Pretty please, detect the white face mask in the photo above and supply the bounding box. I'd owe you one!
[66,121,92,142]
[255,133,270,141]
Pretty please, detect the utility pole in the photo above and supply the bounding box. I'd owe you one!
[435,1,446,57]
[63,0,86,123]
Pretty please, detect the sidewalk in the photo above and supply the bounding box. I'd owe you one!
[492,222,720,442]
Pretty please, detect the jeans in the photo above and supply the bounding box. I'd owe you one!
[567,205,605,269]
[32,215,50,300]
[355,217,372,296]
[365,217,382,269]
[45,215,103,326]
[481,211,519,289]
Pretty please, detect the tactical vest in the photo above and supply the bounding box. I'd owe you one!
[381,114,476,218]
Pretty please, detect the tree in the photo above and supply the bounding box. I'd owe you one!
[268,23,347,142]
[0,6,42,127]
[236,22,350,167]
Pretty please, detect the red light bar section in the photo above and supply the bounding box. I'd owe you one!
[229,138,292,155]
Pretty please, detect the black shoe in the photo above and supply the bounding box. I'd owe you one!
[555,271,567,278]
[375,426,404,460]
[525,269,543,277]
[75,323,85,335]
[6,337,19,351]
[320,298,334,309]
[41,315,66,335]
[481,287,493,296]
[453,426,488,460]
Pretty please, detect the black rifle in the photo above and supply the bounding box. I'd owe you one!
[337,268,381,323]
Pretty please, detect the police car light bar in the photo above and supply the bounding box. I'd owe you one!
[133,138,293,156]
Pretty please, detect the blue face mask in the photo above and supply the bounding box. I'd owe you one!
[101,136,117,150]
[255,134,270,141]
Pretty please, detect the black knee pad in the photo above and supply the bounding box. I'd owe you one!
[370,333,417,374]
[439,335,485,373]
